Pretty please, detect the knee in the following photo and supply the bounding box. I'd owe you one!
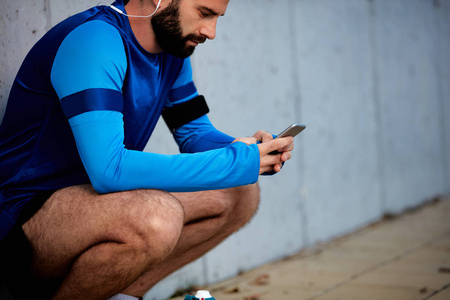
[121,190,184,263]
[219,183,260,232]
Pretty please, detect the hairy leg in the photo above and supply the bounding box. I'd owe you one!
[122,183,261,296]
[22,185,184,300]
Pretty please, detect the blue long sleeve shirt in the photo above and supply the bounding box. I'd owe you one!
[0,1,259,240]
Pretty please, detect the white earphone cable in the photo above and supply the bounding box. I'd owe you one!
[98,1,162,18]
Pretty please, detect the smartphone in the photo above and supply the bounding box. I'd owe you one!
[274,123,306,139]
[269,123,305,155]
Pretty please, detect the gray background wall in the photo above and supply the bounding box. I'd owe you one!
[1,0,449,299]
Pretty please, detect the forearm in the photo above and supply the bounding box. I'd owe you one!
[173,114,235,153]
[70,111,259,193]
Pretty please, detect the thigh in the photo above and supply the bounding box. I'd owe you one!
[23,184,259,280]
[22,184,176,278]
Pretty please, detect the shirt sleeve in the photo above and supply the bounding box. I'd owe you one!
[69,111,260,193]
[166,59,237,152]
[50,21,260,194]
[173,114,235,153]
[51,20,126,103]
[166,58,199,106]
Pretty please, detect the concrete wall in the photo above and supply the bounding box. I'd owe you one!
[1,0,449,299]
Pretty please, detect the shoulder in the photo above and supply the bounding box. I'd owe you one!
[61,20,125,56]
[51,20,127,98]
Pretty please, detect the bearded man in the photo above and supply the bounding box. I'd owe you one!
[0,0,294,299]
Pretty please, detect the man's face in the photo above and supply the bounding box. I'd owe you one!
[151,0,229,58]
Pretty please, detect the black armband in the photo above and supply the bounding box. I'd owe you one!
[162,95,210,132]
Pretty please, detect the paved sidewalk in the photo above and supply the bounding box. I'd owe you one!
[172,195,450,300]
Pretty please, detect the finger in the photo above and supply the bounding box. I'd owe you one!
[260,151,281,165]
[261,136,294,155]
[273,164,282,173]
[260,165,275,174]
[280,151,292,162]
[279,142,294,152]
[253,130,273,143]
[259,158,277,174]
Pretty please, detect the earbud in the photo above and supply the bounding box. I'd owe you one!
[108,0,162,18]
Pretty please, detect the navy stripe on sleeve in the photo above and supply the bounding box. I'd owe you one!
[168,82,197,102]
[60,88,124,118]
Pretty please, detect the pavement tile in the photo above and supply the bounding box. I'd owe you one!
[169,197,450,300]
[312,283,430,300]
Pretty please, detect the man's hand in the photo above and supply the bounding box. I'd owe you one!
[232,130,274,145]
[233,130,294,174]
[258,136,293,174]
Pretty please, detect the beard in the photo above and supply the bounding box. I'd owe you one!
[151,0,205,58]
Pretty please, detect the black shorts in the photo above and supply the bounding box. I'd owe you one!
[0,190,59,300]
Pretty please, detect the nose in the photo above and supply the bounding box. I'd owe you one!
[199,18,218,40]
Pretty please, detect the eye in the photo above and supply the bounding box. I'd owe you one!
[200,10,210,17]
